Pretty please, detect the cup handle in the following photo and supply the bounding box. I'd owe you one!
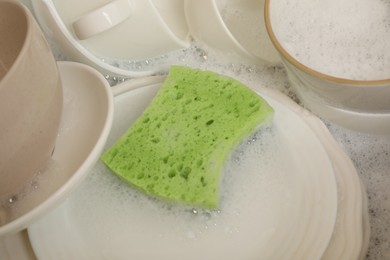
[72,0,131,40]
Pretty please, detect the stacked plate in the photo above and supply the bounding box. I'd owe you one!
[0,75,368,260]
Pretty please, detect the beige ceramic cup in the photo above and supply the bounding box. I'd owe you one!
[0,1,63,198]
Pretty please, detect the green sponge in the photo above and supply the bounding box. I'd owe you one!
[101,66,274,208]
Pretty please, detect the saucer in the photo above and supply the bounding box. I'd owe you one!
[27,80,340,260]
[0,61,113,236]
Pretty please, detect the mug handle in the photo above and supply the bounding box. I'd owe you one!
[72,0,131,40]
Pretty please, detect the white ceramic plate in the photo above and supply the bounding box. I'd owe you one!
[27,81,339,260]
[0,61,113,237]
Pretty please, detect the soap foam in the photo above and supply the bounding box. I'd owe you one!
[272,0,390,80]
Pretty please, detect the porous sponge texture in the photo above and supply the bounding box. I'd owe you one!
[101,66,274,208]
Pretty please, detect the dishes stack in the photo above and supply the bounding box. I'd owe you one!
[31,0,280,78]
[20,78,368,260]
[0,0,370,258]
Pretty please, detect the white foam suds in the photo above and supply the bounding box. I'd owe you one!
[84,41,289,92]
[272,0,390,80]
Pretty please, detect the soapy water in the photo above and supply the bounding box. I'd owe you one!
[99,42,290,97]
[272,0,390,80]
[98,45,210,85]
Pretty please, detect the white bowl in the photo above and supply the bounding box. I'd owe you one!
[264,0,390,134]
